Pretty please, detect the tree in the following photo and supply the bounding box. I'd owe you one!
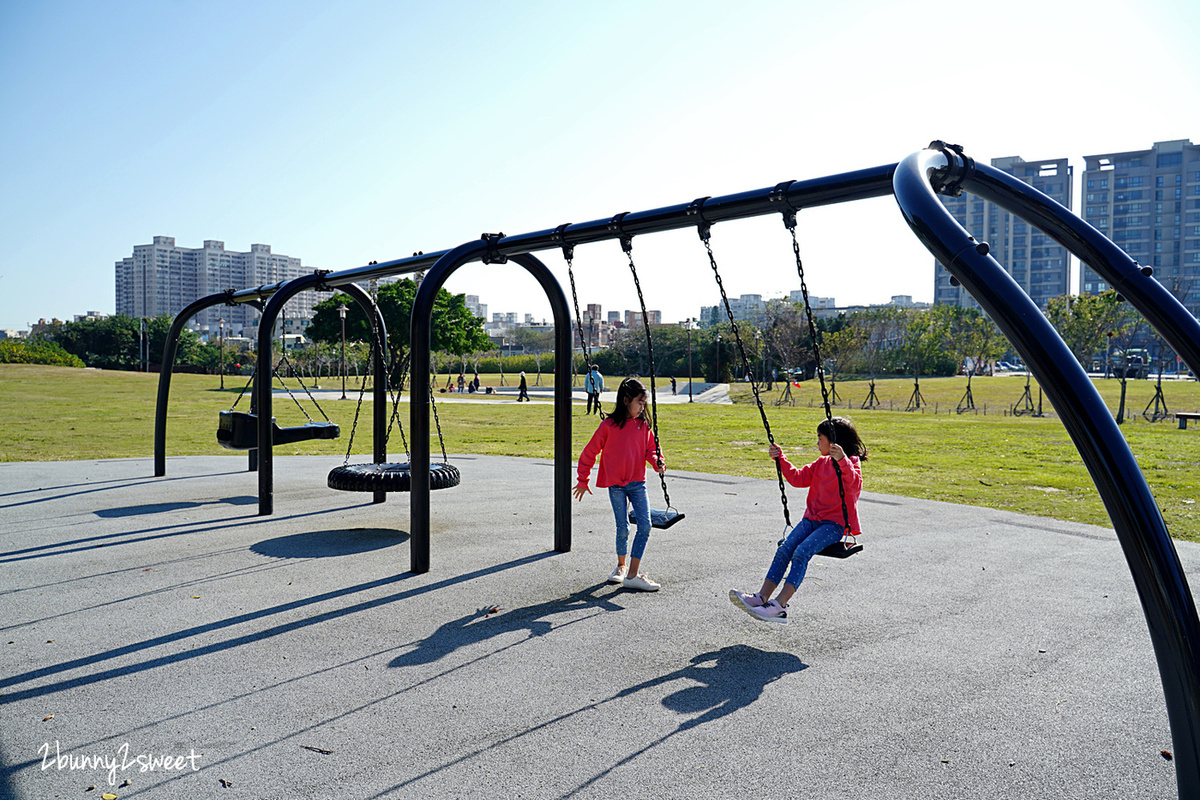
[1107,302,1147,424]
[934,305,1008,412]
[307,279,491,380]
[1043,290,1128,371]
[37,313,197,370]
[507,327,556,385]
[897,308,949,409]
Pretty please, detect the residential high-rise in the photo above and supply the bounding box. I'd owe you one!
[115,237,320,336]
[1080,139,1200,314]
[933,156,1073,310]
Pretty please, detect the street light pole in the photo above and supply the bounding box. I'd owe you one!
[218,317,225,390]
[338,303,348,400]
[715,330,721,385]
[686,319,693,403]
[754,329,762,383]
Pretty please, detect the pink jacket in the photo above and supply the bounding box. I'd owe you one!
[577,417,660,489]
[777,454,863,533]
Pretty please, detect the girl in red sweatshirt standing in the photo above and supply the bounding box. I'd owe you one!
[730,416,867,623]
[573,378,666,592]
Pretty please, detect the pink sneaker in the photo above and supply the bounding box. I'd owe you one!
[729,589,765,617]
[750,599,789,624]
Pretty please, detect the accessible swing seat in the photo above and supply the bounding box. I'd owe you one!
[217,410,340,451]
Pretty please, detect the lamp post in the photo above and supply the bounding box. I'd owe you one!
[685,319,694,402]
[337,303,348,400]
[715,330,721,385]
[218,317,225,390]
[753,329,762,384]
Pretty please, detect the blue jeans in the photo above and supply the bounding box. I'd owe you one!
[765,518,843,589]
[608,481,651,560]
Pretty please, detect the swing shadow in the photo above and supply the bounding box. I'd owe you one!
[251,527,408,559]
[388,583,625,669]
[94,495,258,518]
[376,644,806,798]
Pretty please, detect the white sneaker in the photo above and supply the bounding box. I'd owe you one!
[729,589,765,617]
[622,573,661,592]
[750,599,788,623]
[607,565,627,584]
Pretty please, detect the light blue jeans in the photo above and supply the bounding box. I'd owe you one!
[608,481,651,560]
[765,518,844,589]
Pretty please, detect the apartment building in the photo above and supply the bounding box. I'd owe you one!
[115,237,320,336]
[1080,139,1200,314]
[933,156,1073,310]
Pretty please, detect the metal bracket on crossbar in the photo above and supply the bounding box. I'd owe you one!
[770,180,800,230]
[687,196,713,241]
[552,223,574,261]
[927,140,973,197]
[608,213,633,253]
[481,233,507,264]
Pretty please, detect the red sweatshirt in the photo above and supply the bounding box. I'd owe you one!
[577,417,660,489]
[777,454,863,533]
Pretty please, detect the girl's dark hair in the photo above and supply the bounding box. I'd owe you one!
[818,416,868,461]
[609,377,648,428]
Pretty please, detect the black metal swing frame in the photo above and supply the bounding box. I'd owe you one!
[153,143,1200,795]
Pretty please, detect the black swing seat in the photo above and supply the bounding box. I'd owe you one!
[818,533,863,559]
[327,461,461,493]
[217,410,340,451]
[629,508,686,530]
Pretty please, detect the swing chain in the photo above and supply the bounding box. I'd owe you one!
[785,217,852,534]
[700,229,791,528]
[620,236,672,512]
[274,352,319,422]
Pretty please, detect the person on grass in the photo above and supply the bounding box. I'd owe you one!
[573,378,666,592]
[517,371,530,402]
[730,416,867,623]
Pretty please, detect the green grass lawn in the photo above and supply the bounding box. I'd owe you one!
[5,364,1200,542]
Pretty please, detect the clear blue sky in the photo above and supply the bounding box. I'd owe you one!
[2,0,1198,332]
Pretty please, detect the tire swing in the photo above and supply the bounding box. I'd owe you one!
[326,325,461,493]
[696,195,859,558]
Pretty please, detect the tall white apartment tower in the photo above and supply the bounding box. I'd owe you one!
[1080,139,1200,315]
[115,237,318,336]
[933,156,1073,310]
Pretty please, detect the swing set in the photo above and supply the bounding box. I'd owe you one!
[153,143,1200,794]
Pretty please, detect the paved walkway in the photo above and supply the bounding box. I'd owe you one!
[1,455,1195,799]
[296,382,732,405]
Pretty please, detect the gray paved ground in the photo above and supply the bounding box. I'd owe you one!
[1,454,1195,799]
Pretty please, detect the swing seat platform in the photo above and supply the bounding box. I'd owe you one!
[629,508,686,530]
[217,410,340,451]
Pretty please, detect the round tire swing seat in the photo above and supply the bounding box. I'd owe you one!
[327,462,461,493]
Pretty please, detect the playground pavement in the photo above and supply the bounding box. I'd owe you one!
[1,454,1196,799]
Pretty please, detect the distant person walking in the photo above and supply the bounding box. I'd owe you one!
[585,364,604,415]
[457,373,466,393]
[670,376,677,396]
[517,371,530,402]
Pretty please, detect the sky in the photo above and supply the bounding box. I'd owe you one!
[2,0,1199,332]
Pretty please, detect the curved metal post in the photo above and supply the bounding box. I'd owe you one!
[958,157,1200,374]
[895,146,1200,798]
[255,274,388,515]
[409,242,574,573]
[155,292,239,476]
[511,252,575,555]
